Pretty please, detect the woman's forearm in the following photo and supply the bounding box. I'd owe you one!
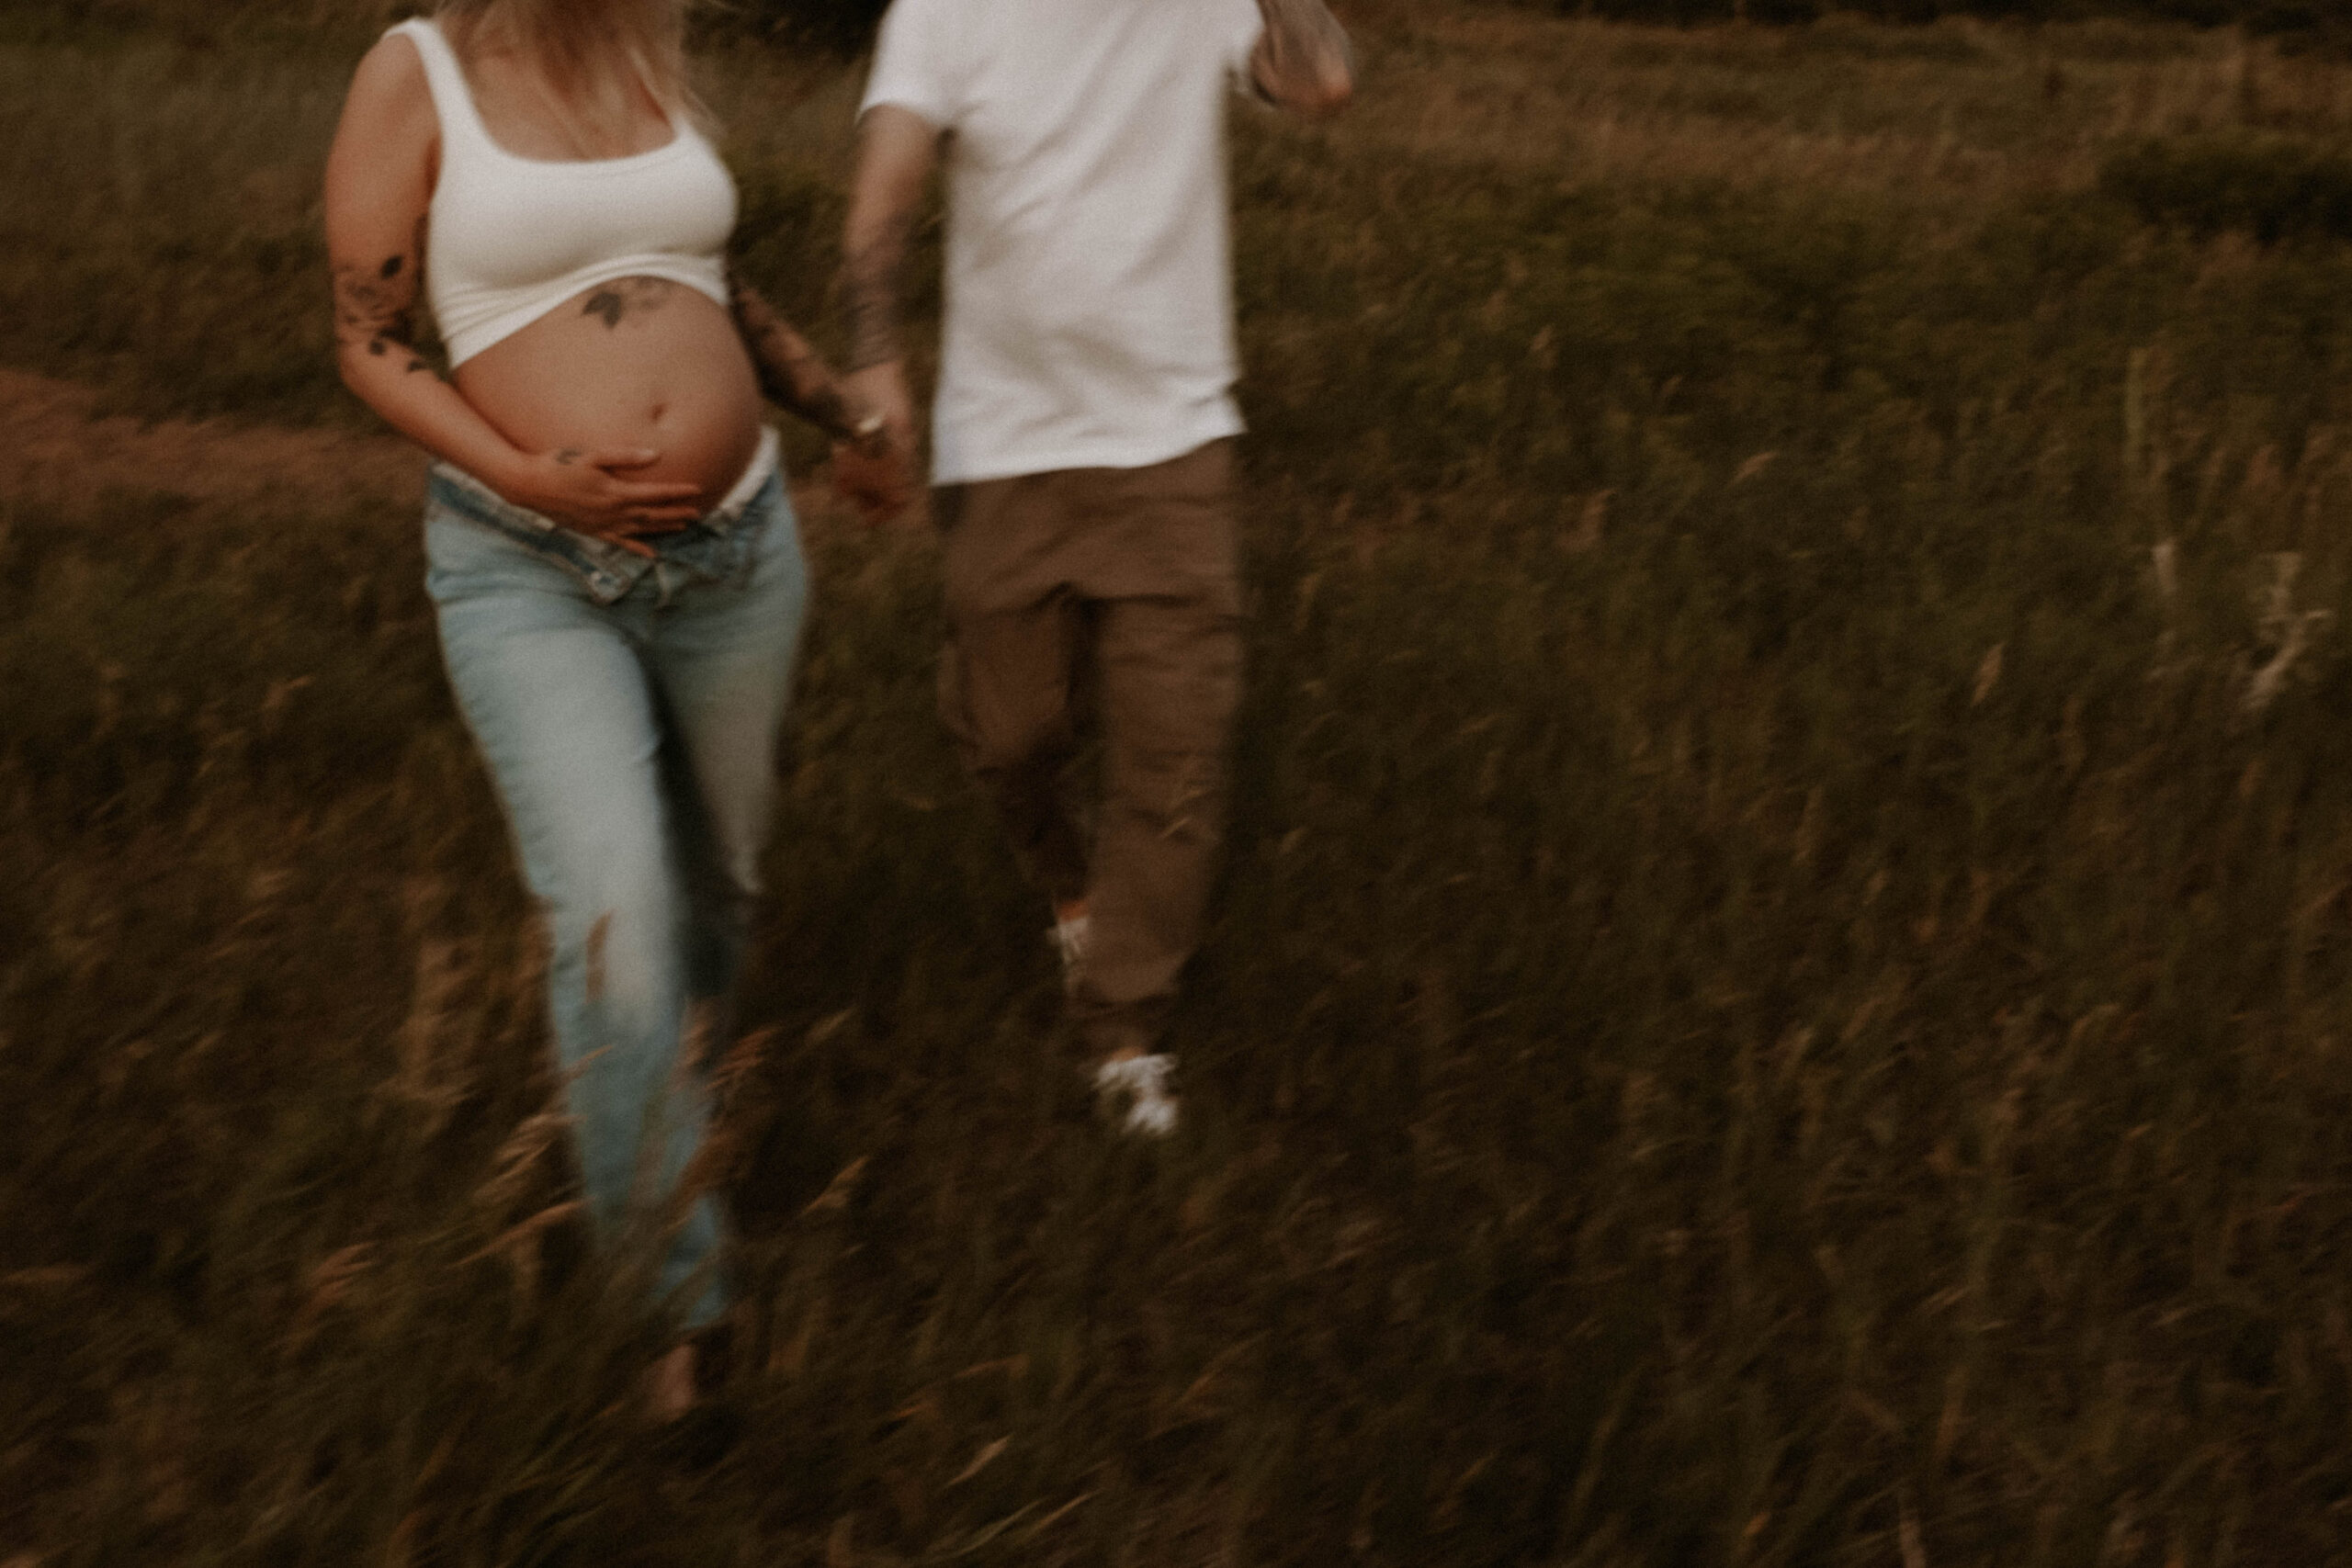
[332,249,532,491]
[726,271,870,442]
[336,346,535,492]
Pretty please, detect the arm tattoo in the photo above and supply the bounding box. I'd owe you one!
[841,205,914,372]
[334,220,442,377]
[333,258,418,358]
[1254,0,1352,109]
[728,269,859,437]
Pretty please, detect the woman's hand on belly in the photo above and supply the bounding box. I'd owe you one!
[456,280,768,512]
[494,446,708,554]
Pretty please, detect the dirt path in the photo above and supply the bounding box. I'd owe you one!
[0,367,859,525]
[0,367,427,514]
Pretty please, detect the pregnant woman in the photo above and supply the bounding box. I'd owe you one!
[322,0,903,1416]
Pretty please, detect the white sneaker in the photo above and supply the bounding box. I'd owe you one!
[1092,1052,1180,1137]
[1048,908,1091,996]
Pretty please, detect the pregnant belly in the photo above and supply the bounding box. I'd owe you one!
[453,278,764,511]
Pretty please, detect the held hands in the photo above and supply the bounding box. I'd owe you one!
[832,435,914,527]
[832,362,920,527]
[501,446,705,558]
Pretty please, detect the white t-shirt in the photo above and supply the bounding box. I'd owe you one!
[862,0,1264,484]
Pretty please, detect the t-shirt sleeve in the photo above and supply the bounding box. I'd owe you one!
[1221,0,1264,87]
[860,0,964,130]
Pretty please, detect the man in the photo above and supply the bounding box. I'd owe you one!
[842,0,1352,1134]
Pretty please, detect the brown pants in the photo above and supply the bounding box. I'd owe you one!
[934,439,1242,1058]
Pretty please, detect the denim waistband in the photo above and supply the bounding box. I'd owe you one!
[426,428,780,604]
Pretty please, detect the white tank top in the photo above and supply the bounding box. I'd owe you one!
[389,18,736,367]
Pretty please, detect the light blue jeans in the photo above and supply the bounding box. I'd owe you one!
[423,457,807,1330]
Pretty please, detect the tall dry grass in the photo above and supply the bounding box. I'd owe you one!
[9,7,2352,1566]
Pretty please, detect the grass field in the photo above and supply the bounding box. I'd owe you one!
[9,6,2352,1564]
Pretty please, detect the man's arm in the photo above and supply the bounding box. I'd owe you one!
[839,104,941,457]
[1252,0,1353,117]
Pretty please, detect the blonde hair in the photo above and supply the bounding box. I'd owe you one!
[435,0,708,129]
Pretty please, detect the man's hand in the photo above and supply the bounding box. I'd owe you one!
[832,434,915,526]
[846,361,919,458]
[833,360,919,525]
[1253,0,1353,117]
